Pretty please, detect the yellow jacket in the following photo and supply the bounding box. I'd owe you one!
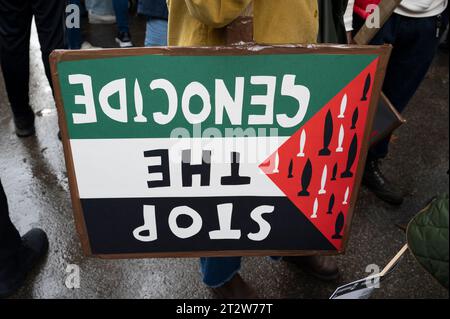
[167,0,319,46]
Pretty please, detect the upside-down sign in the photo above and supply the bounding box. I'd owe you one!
[51,45,390,258]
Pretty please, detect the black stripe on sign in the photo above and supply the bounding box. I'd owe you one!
[81,197,336,255]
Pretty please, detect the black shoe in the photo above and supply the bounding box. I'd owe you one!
[115,31,133,48]
[0,229,49,298]
[363,158,404,206]
[14,113,35,138]
[284,256,340,282]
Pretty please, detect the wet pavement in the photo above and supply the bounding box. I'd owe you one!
[0,18,448,299]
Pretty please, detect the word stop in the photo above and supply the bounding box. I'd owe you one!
[133,204,275,242]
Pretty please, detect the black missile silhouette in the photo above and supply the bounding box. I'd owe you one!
[319,110,333,156]
[298,159,312,197]
[361,73,371,101]
[327,194,335,215]
[341,134,358,178]
[351,107,359,130]
[331,163,338,181]
[288,159,294,178]
[332,212,345,239]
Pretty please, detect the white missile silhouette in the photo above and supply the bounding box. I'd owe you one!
[318,165,328,195]
[311,198,319,219]
[343,187,350,205]
[297,129,306,157]
[134,79,147,123]
[338,94,347,119]
[272,151,280,174]
[336,124,345,153]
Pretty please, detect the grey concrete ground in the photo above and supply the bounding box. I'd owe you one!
[0,18,448,299]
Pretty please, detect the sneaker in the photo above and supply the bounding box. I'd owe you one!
[0,229,49,298]
[115,31,133,48]
[14,112,35,138]
[81,41,102,50]
[88,10,116,24]
[363,158,404,206]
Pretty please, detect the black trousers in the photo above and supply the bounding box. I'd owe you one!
[0,0,65,120]
[0,178,21,263]
[354,11,448,159]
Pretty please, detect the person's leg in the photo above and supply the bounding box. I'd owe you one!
[200,257,257,298]
[200,257,241,288]
[0,0,34,137]
[112,0,133,47]
[363,12,447,205]
[86,0,114,16]
[362,14,400,184]
[356,14,403,205]
[112,0,129,33]
[0,178,49,298]
[31,0,66,89]
[86,0,116,24]
[371,13,447,159]
[0,179,22,264]
[145,18,168,47]
[66,0,83,50]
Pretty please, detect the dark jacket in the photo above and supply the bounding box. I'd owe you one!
[138,0,168,20]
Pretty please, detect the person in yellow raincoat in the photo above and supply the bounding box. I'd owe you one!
[167,0,340,299]
[167,0,319,46]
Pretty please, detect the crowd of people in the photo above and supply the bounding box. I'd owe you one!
[0,0,448,299]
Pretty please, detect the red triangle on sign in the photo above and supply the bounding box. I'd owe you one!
[259,59,379,250]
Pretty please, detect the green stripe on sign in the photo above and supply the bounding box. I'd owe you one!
[58,54,378,139]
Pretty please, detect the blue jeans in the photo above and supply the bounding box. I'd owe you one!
[85,0,114,16]
[145,18,167,47]
[85,0,129,33]
[112,0,129,33]
[66,0,82,49]
[200,257,282,287]
[354,12,448,159]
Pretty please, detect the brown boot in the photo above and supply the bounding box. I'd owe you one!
[284,256,340,281]
[211,273,259,299]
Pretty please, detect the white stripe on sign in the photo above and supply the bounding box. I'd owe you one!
[71,137,288,199]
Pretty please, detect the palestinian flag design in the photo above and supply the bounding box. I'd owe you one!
[55,49,381,256]
[260,65,377,250]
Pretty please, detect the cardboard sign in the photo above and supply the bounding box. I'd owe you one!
[50,45,390,258]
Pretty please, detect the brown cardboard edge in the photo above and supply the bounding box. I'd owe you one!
[381,92,406,123]
[370,93,407,146]
[50,51,93,256]
[95,249,341,260]
[52,44,391,62]
[50,44,392,259]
